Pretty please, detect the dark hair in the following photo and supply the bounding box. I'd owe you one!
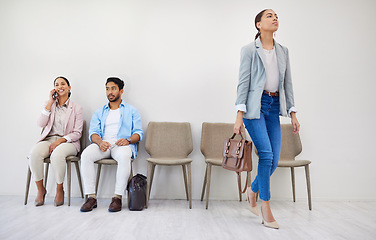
[54,76,71,97]
[106,77,124,90]
[254,9,268,40]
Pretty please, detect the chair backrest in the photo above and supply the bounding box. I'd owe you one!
[79,120,87,156]
[200,122,235,159]
[279,124,302,161]
[145,122,193,158]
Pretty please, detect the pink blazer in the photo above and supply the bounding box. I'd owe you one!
[37,99,83,152]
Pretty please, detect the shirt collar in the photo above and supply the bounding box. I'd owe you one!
[105,100,125,109]
[56,98,70,108]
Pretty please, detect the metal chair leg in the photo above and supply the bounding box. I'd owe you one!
[182,165,189,201]
[187,163,192,209]
[146,162,152,208]
[130,159,134,179]
[149,164,156,198]
[95,164,102,195]
[305,165,312,210]
[74,161,84,198]
[67,161,71,206]
[291,167,296,202]
[205,163,212,209]
[200,164,208,201]
[44,163,49,189]
[24,167,32,205]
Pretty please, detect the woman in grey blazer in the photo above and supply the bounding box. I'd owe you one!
[234,9,300,229]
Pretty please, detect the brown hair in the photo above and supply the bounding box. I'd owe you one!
[254,9,268,40]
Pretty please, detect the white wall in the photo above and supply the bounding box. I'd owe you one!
[1,0,375,201]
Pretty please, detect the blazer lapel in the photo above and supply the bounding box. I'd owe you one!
[255,37,267,69]
[64,100,73,134]
[50,102,56,127]
[274,40,286,83]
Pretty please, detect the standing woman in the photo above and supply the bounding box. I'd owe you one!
[29,76,83,207]
[234,9,300,229]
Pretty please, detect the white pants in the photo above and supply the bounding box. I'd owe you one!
[81,143,132,196]
[29,136,78,184]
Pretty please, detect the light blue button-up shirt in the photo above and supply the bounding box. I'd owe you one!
[89,100,143,157]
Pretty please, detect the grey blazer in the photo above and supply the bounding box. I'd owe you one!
[235,37,296,119]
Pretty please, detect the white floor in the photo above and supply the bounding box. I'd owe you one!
[0,196,375,240]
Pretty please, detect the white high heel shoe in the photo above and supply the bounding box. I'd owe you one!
[261,207,279,229]
[246,189,259,216]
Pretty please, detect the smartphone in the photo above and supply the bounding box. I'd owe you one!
[52,91,58,100]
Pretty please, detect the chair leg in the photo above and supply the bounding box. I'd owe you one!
[146,162,153,208]
[149,164,156,198]
[291,167,296,202]
[305,165,312,210]
[200,164,208,201]
[67,161,72,206]
[130,159,134,179]
[74,162,84,198]
[95,164,102,195]
[182,165,189,201]
[205,163,212,209]
[187,163,192,209]
[44,163,49,189]
[24,167,32,205]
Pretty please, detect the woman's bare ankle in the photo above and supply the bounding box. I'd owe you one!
[261,201,276,222]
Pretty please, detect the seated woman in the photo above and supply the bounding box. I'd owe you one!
[29,76,83,207]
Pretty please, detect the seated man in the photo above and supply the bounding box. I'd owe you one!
[80,77,143,212]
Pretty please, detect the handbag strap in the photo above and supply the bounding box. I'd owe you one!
[236,171,249,194]
[230,133,244,140]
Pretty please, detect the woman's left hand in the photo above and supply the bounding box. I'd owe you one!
[49,138,67,154]
[290,112,300,134]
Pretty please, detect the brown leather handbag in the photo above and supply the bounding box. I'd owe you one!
[222,133,252,193]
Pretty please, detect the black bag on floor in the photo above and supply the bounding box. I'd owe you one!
[127,174,147,211]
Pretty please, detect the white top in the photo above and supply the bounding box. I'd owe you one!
[103,108,121,145]
[263,48,279,92]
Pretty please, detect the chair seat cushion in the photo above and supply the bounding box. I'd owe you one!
[94,158,134,165]
[147,158,192,165]
[205,158,222,166]
[44,156,80,163]
[278,159,311,167]
[95,159,118,165]
[66,156,80,162]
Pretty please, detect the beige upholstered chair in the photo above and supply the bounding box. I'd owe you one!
[24,121,86,206]
[145,122,193,209]
[278,124,312,210]
[200,122,250,209]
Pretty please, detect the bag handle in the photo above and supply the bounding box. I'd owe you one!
[230,133,244,140]
[236,171,249,194]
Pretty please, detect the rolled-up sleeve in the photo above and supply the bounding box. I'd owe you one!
[131,108,143,141]
[235,45,252,112]
[37,103,52,128]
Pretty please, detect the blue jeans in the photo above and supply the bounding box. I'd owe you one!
[243,93,281,201]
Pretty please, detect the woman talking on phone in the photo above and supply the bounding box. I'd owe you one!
[234,9,300,229]
[28,76,83,207]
